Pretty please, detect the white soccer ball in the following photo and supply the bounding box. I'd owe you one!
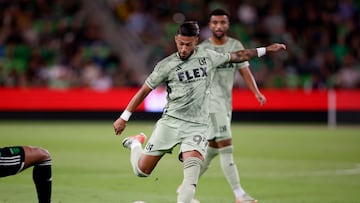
[133,201,146,203]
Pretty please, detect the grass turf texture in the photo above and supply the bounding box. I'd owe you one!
[0,121,359,203]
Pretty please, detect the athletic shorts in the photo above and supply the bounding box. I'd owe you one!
[143,115,208,160]
[207,112,232,141]
[0,146,25,177]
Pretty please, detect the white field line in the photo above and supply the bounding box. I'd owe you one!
[249,164,360,177]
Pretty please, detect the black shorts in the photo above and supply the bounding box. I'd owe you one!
[0,146,25,177]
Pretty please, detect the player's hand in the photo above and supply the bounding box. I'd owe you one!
[113,118,127,135]
[266,43,286,52]
[255,93,266,106]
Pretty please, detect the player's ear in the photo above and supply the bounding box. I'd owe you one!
[194,37,199,45]
[174,35,178,43]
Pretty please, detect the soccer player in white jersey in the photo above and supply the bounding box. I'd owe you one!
[0,146,52,203]
[195,8,266,203]
[113,21,285,203]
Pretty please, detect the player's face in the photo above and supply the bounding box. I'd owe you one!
[209,15,229,39]
[175,35,198,60]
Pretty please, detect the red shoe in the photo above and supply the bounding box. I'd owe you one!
[122,133,147,149]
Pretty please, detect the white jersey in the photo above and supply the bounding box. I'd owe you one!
[198,37,249,114]
[146,47,231,124]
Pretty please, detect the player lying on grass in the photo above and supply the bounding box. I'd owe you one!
[0,146,52,203]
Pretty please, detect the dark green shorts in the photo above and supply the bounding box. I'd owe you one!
[0,146,25,177]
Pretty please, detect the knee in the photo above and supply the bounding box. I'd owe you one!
[219,145,233,154]
[134,165,150,177]
[36,147,51,162]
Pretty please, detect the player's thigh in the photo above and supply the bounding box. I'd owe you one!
[180,121,208,159]
[23,146,50,168]
[144,116,181,155]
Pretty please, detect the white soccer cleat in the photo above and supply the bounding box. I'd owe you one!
[191,199,200,203]
[176,184,200,203]
[122,133,147,149]
[236,193,258,203]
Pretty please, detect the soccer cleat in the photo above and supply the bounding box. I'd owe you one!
[176,185,200,203]
[122,133,147,149]
[235,194,258,203]
[190,199,200,203]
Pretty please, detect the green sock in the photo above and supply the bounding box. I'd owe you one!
[33,159,52,203]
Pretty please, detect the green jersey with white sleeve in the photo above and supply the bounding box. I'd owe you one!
[145,47,230,124]
[198,37,249,114]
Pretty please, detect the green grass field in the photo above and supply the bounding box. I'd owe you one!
[1,120,359,203]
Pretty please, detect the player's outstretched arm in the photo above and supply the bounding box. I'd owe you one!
[239,67,267,106]
[230,43,286,63]
[113,83,152,135]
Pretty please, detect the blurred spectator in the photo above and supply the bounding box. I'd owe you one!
[0,0,359,90]
[335,53,360,88]
[0,0,137,89]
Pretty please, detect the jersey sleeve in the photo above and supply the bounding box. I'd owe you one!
[206,49,231,68]
[145,61,168,89]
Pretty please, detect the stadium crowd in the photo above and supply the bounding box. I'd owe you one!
[1,0,359,90]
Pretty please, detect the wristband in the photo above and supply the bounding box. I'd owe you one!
[256,47,266,57]
[120,110,132,121]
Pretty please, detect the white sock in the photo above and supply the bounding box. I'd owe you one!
[234,187,246,198]
[130,140,141,149]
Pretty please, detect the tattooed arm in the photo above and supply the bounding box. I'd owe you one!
[229,43,286,63]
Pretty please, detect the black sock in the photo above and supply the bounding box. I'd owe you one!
[33,159,52,203]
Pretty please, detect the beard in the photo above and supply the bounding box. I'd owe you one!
[179,50,194,60]
[213,30,225,39]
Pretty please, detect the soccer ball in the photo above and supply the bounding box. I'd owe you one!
[133,201,146,203]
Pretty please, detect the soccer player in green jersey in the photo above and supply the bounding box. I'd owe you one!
[0,146,52,203]
[113,21,285,203]
[194,8,265,203]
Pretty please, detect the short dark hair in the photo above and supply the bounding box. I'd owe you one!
[177,21,200,37]
[209,8,230,19]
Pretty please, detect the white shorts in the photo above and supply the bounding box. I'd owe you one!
[143,115,208,160]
